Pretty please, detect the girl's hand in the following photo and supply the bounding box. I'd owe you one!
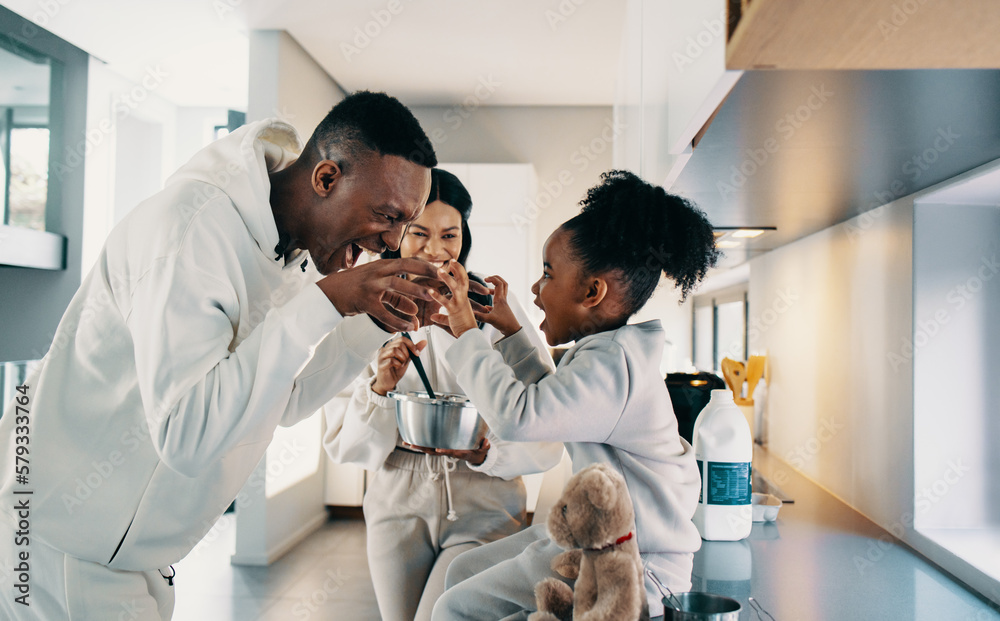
[372,337,427,396]
[411,275,491,334]
[428,261,479,338]
[475,276,522,338]
[401,437,491,466]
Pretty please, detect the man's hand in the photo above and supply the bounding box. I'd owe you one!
[474,276,522,338]
[316,258,441,333]
[427,261,479,338]
[372,337,427,396]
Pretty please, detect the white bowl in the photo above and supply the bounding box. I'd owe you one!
[751,493,782,522]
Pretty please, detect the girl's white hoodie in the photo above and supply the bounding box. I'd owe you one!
[0,119,389,571]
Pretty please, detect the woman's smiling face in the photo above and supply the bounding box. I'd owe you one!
[530,228,590,346]
[399,200,463,268]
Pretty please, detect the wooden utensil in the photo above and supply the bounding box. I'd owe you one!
[720,358,748,404]
[746,355,766,403]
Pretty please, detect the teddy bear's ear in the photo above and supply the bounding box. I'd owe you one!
[584,469,618,511]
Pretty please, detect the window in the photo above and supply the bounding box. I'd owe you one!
[0,35,53,231]
[692,284,748,375]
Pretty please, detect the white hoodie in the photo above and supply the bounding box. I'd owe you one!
[0,120,389,571]
[444,320,702,614]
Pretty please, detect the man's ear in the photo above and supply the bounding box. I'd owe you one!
[312,160,341,197]
[581,277,608,309]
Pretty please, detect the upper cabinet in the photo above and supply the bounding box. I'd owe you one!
[614,0,742,187]
[727,0,1000,70]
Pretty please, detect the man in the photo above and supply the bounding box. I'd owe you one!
[0,91,440,619]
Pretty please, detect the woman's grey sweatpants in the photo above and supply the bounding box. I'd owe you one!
[363,449,527,621]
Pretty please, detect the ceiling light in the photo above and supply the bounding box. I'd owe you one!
[716,240,741,249]
[731,229,765,238]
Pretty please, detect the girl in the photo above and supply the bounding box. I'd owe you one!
[323,168,564,621]
[426,170,720,620]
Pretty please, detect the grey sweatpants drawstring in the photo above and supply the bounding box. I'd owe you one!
[424,453,460,521]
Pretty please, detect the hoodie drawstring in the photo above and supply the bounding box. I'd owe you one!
[424,453,460,522]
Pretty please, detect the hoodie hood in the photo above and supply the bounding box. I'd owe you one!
[165,118,302,260]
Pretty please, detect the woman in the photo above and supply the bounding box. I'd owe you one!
[323,168,564,621]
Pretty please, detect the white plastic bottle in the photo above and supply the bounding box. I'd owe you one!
[692,389,753,541]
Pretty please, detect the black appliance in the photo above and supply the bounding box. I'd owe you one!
[665,372,726,444]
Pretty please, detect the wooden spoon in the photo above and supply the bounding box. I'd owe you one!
[746,355,766,404]
[720,358,748,404]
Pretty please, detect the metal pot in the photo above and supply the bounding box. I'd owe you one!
[389,391,488,450]
[662,592,742,620]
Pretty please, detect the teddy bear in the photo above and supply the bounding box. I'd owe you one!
[528,463,646,621]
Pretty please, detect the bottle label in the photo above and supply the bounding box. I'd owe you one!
[698,460,751,505]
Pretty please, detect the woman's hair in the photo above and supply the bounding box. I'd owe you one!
[382,168,473,265]
[561,169,719,317]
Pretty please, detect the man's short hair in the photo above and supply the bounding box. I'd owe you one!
[307,90,437,171]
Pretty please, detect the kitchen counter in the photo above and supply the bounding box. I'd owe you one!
[660,446,1000,620]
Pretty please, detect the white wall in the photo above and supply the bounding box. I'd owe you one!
[748,194,915,530]
[249,30,347,141]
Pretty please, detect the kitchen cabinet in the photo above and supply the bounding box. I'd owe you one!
[726,0,1000,70]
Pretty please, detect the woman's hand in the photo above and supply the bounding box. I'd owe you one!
[401,437,491,466]
[372,336,427,396]
[474,276,522,338]
[428,261,479,338]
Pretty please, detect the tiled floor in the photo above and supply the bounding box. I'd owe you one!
[172,514,381,620]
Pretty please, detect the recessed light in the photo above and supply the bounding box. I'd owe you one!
[731,229,765,238]
[716,240,741,249]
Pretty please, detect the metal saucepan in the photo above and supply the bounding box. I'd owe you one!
[389,391,488,451]
[662,592,742,620]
